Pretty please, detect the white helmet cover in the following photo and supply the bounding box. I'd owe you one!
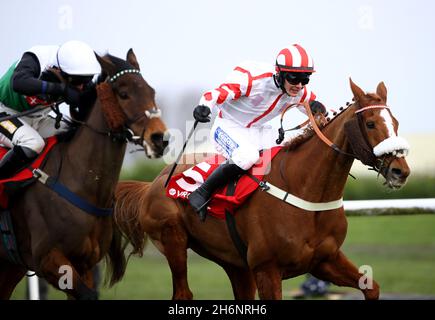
[57,40,101,75]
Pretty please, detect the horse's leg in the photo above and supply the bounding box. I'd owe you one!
[160,220,193,300]
[253,261,282,300]
[0,261,26,299]
[81,268,98,297]
[221,263,256,300]
[310,250,380,300]
[39,248,98,300]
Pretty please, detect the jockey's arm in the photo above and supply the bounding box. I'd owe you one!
[199,67,249,110]
[194,67,248,123]
[12,52,64,98]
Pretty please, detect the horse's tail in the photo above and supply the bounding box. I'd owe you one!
[105,219,128,287]
[113,181,151,257]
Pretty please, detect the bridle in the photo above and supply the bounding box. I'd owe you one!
[278,101,409,174]
[251,98,410,212]
[71,68,162,147]
[353,104,389,173]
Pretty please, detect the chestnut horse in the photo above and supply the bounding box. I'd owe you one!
[0,49,168,299]
[114,79,410,299]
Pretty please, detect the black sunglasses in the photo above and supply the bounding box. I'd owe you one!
[285,72,311,85]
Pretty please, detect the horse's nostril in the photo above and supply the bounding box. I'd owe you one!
[150,133,169,152]
[151,133,164,144]
[391,168,402,176]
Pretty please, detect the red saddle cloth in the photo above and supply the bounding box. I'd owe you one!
[0,136,58,208]
[166,146,282,219]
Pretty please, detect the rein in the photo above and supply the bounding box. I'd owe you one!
[278,102,394,162]
[106,69,162,146]
[300,101,356,158]
[256,102,393,211]
[276,101,398,185]
[276,102,356,185]
[276,103,310,144]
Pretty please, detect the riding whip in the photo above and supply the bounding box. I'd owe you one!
[0,103,58,122]
[164,120,199,187]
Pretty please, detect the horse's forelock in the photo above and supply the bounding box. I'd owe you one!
[365,93,383,103]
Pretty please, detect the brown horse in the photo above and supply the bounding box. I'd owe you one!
[114,79,410,300]
[0,49,168,299]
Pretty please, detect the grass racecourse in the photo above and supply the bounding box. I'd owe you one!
[10,213,435,300]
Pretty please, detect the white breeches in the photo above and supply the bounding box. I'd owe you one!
[0,103,69,154]
[210,117,279,170]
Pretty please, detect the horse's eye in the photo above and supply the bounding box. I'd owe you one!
[118,91,129,100]
[366,121,375,129]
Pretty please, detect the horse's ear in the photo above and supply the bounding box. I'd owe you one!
[349,78,366,102]
[376,81,387,104]
[95,53,117,76]
[127,48,140,70]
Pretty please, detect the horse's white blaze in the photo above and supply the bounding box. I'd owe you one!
[372,109,410,157]
[380,109,396,136]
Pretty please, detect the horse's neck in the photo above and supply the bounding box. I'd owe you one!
[278,107,356,202]
[61,99,126,205]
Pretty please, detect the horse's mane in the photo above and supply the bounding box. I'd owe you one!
[283,102,354,151]
[284,127,315,151]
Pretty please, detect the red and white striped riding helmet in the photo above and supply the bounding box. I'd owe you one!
[275,44,315,73]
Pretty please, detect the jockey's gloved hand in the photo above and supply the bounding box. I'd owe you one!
[309,100,328,116]
[193,105,211,123]
[42,81,65,101]
[62,84,82,107]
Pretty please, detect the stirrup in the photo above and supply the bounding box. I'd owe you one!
[199,208,207,222]
[196,198,212,222]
